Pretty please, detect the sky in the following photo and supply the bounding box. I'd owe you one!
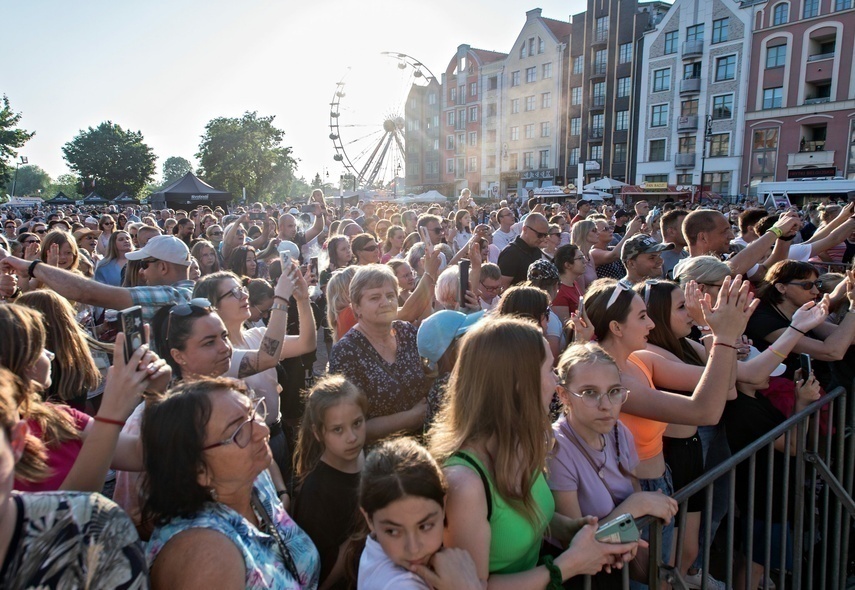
[3,0,588,188]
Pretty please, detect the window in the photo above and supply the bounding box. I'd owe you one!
[653,68,671,92]
[409,162,420,175]
[649,139,667,161]
[617,77,631,97]
[651,104,669,127]
[571,87,582,105]
[571,117,581,135]
[594,49,608,74]
[712,94,733,119]
[428,93,437,105]
[488,76,499,91]
[511,71,520,87]
[592,113,604,136]
[615,110,629,131]
[541,92,552,108]
[487,129,497,142]
[569,148,580,165]
[750,128,779,187]
[614,143,627,163]
[525,96,536,111]
[676,173,693,185]
[619,43,632,64]
[520,43,528,59]
[684,62,701,79]
[526,67,537,83]
[664,31,678,54]
[644,174,669,183]
[509,153,518,170]
[591,145,603,161]
[715,55,736,81]
[803,0,819,16]
[593,82,605,102]
[447,111,455,126]
[433,115,439,127]
[469,156,477,172]
[763,87,783,109]
[523,152,534,169]
[470,82,477,97]
[433,139,439,150]
[524,124,535,139]
[703,172,732,195]
[710,133,729,157]
[458,133,465,149]
[469,106,478,122]
[539,150,550,169]
[529,38,536,56]
[679,136,696,154]
[487,155,496,169]
[487,103,497,117]
[447,159,455,173]
[773,3,789,25]
[687,24,704,42]
[511,99,520,114]
[766,45,786,68]
[573,55,584,74]
[450,87,457,102]
[543,63,553,79]
[681,98,699,116]
[712,18,729,43]
[836,0,854,9]
[541,122,551,137]
[458,110,465,128]
[539,37,545,54]
[596,16,609,40]
[469,131,477,146]
[511,127,519,141]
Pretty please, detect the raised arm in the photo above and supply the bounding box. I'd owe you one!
[590,217,643,266]
[280,277,317,359]
[398,244,440,323]
[728,213,799,277]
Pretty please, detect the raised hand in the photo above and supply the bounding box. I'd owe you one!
[790,299,829,334]
[702,275,759,342]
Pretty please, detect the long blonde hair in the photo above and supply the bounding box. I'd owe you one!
[570,219,596,254]
[429,316,551,525]
[326,266,358,342]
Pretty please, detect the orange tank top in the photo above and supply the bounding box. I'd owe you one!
[619,353,668,461]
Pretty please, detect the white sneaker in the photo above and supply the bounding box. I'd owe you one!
[684,568,726,590]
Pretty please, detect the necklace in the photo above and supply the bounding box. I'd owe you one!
[562,421,608,479]
[771,303,793,323]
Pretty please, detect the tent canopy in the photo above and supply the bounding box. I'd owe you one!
[44,192,75,205]
[150,172,231,208]
[585,178,628,191]
[81,192,110,204]
[113,191,140,205]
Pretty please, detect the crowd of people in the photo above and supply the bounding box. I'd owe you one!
[0,186,850,589]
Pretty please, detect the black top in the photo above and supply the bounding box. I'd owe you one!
[293,461,361,588]
[497,236,542,286]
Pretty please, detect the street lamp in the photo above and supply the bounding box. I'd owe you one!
[10,156,28,198]
[697,116,713,202]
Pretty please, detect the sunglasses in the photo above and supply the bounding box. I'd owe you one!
[138,258,160,270]
[202,398,268,451]
[526,226,549,239]
[22,239,40,245]
[360,244,378,252]
[606,278,634,309]
[786,280,822,291]
[427,227,444,234]
[34,229,47,234]
[642,279,666,305]
[102,222,114,227]
[166,298,212,342]
[209,231,223,236]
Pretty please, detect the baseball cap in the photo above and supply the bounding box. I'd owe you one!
[418,310,485,364]
[614,209,629,219]
[620,234,674,262]
[746,345,786,377]
[126,235,192,266]
[73,228,101,242]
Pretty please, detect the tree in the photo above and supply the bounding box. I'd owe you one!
[1,164,50,196]
[196,111,297,202]
[0,95,35,188]
[162,156,192,186]
[61,121,157,197]
[45,173,81,199]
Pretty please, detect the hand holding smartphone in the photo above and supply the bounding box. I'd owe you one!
[595,513,640,544]
[459,259,470,306]
[119,306,145,364]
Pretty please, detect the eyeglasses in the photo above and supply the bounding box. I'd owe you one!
[22,239,40,245]
[549,232,561,237]
[209,231,223,236]
[102,222,114,227]
[216,286,249,304]
[166,298,213,341]
[251,304,271,319]
[561,385,630,407]
[138,258,160,270]
[526,226,549,239]
[786,280,822,291]
[480,281,503,294]
[34,229,46,234]
[359,244,378,252]
[202,398,268,451]
[606,278,634,309]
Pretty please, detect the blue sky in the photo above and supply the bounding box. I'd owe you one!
[4,0,588,185]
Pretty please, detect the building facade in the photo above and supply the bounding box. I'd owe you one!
[741,0,855,191]
[635,0,753,199]
[565,0,670,187]
[404,79,447,194]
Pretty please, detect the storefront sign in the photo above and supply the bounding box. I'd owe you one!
[521,169,556,180]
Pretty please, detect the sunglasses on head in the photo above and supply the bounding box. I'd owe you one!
[166,298,213,341]
[606,278,634,309]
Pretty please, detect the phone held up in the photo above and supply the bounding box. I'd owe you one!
[459,259,470,306]
[119,305,146,364]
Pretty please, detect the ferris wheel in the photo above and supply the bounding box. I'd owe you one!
[329,52,437,190]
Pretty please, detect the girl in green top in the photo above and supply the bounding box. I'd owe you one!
[430,316,638,589]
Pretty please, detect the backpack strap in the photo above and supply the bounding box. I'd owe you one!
[452,451,493,522]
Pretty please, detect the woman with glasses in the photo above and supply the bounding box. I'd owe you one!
[552,244,587,324]
[191,240,221,277]
[193,269,315,476]
[351,233,381,266]
[143,378,320,590]
[589,217,643,281]
[96,214,115,256]
[542,223,562,261]
[94,230,134,287]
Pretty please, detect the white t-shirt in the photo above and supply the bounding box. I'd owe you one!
[357,536,430,590]
[226,328,283,423]
[492,227,519,251]
[788,242,812,262]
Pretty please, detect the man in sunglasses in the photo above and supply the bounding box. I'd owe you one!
[0,235,194,330]
[491,207,519,251]
[497,213,549,289]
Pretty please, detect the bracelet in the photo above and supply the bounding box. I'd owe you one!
[541,555,563,590]
[769,347,788,359]
[276,489,289,498]
[789,325,807,335]
[270,303,289,312]
[93,415,126,427]
[272,295,289,303]
[27,259,42,279]
[766,226,783,239]
[713,341,739,350]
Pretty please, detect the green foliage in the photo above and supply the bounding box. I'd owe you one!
[61,121,157,197]
[0,95,35,188]
[162,156,192,186]
[4,164,51,196]
[45,173,81,200]
[196,111,297,202]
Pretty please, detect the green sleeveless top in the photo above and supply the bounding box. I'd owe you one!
[445,450,554,575]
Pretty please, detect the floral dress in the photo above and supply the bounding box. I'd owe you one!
[146,471,320,590]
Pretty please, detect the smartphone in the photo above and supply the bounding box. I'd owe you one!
[595,513,640,544]
[310,256,319,277]
[419,226,431,245]
[459,259,470,305]
[249,212,266,221]
[279,249,292,273]
[119,305,145,364]
[577,296,585,320]
[799,353,812,377]
[300,205,316,214]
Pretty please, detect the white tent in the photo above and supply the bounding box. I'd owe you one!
[411,190,448,203]
[580,190,608,201]
[584,178,628,191]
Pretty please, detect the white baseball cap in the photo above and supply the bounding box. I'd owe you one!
[746,345,787,377]
[126,235,192,266]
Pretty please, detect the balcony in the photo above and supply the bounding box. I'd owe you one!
[591,64,608,78]
[677,115,699,131]
[804,96,831,105]
[807,52,835,62]
[683,40,704,58]
[675,153,697,168]
[591,95,606,108]
[680,77,701,94]
[788,148,834,167]
[594,29,608,44]
[589,127,604,139]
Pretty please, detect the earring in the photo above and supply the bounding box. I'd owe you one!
[209,487,218,501]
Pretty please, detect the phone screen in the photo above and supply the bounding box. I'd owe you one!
[119,306,145,364]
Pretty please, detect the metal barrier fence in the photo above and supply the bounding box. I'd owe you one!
[584,386,853,589]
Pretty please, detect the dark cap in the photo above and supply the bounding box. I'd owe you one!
[621,233,674,262]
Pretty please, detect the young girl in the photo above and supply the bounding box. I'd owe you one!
[293,375,368,590]
[357,437,481,590]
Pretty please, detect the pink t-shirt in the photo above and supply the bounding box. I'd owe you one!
[552,282,583,314]
[16,405,91,492]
